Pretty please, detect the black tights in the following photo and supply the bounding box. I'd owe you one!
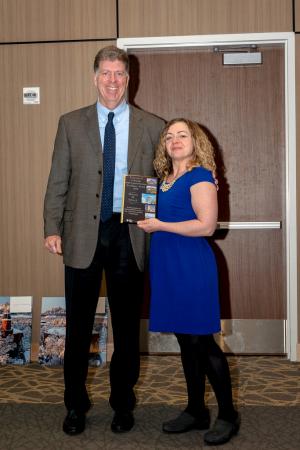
[175,333,237,422]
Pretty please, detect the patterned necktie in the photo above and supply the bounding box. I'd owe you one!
[101,112,116,222]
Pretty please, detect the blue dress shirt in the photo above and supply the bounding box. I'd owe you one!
[96,101,129,212]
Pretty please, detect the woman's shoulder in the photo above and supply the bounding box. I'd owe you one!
[187,166,214,184]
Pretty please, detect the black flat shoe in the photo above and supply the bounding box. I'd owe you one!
[162,410,210,433]
[111,411,134,433]
[203,414,241,446]
[63,409,86,435]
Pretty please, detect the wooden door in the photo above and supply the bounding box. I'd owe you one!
[129,45,286,354]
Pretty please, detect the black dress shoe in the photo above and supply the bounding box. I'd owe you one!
[111,411,134,433]
[203,414,241,446]
[162,409,210,433]
[63,409,86,435]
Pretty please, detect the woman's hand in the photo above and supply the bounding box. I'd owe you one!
[137,218,163,233]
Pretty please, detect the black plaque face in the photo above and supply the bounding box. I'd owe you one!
[121,175,158,223]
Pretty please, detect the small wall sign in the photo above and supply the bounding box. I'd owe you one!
[23,87,40,104]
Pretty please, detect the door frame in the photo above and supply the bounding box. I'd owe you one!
[118,32,297,361]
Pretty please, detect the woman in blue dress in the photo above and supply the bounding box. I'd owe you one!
[138,118,240,446]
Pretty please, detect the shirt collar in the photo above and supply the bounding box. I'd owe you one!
[97,100,128,124]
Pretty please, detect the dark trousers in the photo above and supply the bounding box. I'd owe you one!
[175,333,236,421]
[64,214,144,413]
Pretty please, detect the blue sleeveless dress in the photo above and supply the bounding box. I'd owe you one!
[149,167,221,335]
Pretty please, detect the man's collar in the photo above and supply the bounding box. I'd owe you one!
[97,100,128,119]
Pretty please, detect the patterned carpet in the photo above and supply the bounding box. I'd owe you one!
[0,355,299,449]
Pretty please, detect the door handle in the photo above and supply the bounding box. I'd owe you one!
[217,221,281,229]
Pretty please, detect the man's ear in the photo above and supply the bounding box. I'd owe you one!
[93,71,98,88]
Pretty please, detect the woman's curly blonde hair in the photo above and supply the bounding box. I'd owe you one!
[154,118,216,179]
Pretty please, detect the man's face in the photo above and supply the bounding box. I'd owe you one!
[94,59,129,110]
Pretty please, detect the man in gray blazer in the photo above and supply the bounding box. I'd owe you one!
[44,46,164,435]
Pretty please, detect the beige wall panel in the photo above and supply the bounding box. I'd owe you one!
[0,0,116,42]
[295,0,300,31]
[119,0,293,37]
[0,40,114,358]
[296,36,300,342]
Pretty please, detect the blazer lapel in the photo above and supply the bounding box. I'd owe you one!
[127,106,144,172]
[85,103,103,162]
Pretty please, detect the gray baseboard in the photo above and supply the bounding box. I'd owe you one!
[140,319,286,354]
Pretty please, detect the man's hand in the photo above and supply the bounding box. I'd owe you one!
[45,235,62,255]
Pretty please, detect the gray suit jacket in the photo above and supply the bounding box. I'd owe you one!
[43,103,165,271]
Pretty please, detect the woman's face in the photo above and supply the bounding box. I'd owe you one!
[165,122,194,163]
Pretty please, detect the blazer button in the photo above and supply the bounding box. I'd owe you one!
[98,170,102,175]
[96,193,99,198]
[93,215,97,220]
